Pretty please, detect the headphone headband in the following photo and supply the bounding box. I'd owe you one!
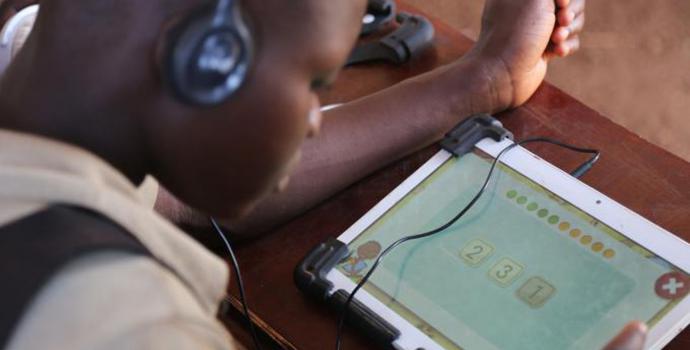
[0,4,38,74]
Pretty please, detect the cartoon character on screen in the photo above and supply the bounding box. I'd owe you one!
[342,241,382,278]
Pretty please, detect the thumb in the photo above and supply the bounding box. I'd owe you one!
[603,322,648,350]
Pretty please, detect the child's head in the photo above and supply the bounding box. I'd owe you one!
[2,0,366,218]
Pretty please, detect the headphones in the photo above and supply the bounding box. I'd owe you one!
[0,4,38,75]
[162,0,254,107]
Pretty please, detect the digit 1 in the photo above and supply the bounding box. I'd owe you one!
[530,286,544,299]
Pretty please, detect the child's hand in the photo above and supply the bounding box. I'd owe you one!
[457,0,586,111]
[550,0,586,57]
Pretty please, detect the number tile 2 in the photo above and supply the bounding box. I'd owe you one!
[459,239,494,266]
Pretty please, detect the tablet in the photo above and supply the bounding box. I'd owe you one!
[317,137,690,350]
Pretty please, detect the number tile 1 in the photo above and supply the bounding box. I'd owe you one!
[516,277,557,309]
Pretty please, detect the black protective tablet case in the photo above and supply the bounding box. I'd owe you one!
[293,114,513,349]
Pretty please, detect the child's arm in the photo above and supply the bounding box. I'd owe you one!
[0,0,586,235]
[219,0,587,235]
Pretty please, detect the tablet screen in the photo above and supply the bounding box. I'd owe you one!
[337,150,690,350]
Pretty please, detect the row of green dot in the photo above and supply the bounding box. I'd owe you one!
[506,190,616,259]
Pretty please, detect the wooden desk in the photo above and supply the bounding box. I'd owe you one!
[222,3,690,350]
[0,0,684,348]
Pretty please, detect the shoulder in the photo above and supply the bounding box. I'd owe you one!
[8,251,234,350]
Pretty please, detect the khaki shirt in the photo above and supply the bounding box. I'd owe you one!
[0,129,238,349]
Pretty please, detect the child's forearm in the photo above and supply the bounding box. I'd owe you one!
[220,55,514,237]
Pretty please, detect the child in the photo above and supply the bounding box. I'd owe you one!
[0,0,644,349]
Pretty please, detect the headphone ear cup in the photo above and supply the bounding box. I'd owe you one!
[162,3,253,107]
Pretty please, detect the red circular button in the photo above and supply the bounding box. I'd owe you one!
[655,272,690,300]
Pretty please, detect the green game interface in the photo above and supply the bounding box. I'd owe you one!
[338,151,690,350]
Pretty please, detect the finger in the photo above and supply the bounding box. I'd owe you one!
[557,7,575,27]
[568,13,586,36]
[544,42,558,60]
[552,36,580,57]
[603,322,647,350]
[557,0,586,26]
[544,43,566,61]
[555,0,571,9]
[551,26,570,44]
[569,0,587,17]
[555,10,586,45]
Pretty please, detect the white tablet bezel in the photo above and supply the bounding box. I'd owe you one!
[325,138,690,350]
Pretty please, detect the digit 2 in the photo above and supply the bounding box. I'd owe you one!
[466,245,484,259]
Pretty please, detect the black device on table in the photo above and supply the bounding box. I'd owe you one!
[347,0,435,66]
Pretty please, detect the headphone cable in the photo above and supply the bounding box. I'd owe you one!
[210,217,263,350]
[335,137,600,350]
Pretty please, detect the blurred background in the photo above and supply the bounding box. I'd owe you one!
[407,0,690,162]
